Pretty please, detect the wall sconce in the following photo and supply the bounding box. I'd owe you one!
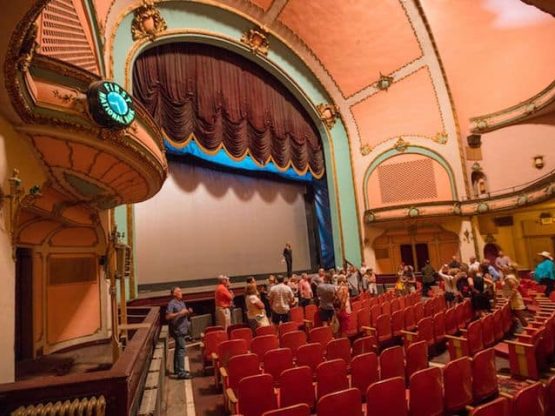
[533,155,544,170]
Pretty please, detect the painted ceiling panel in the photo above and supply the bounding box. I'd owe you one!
[421,0,555,136]
[278,0,422,97]
[351,67,443,148]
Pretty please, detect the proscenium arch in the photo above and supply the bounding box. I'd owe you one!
[362,145,459,210]
[113,24,362,265]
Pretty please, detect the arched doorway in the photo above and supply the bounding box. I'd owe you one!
[483,242,500,264]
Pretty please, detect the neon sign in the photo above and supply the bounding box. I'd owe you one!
[87,81,136,128]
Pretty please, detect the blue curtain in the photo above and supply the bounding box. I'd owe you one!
[313,178,335,269]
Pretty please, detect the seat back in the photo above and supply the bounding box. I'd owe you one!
[546,375,555,416]
[230,327,253,349]
[492,309,504,342]
[357,307,371,331]
[295,342,323,374]
[218,339,249,368]
[279,366,315,409]
[203,330,228,361]
[279,321,299,338]
[262,404,310,416]
[512,382,545,416]
[391,309,405,337]
[366,377,407,416]
[317,388,362,416]
[263,348,293,383]
[370,304,381,326]
[391,298,401,313]
[501,305,512,334]
[325,337,350,362]
[304,304,319,326]
[409,367,443,416]
[466,320,484,356]
[445,307,458,335]
[289,307,304,328]
[414,303,424,323]
[462,299,473,324]
[469,397,509,416]
[405,340,428,382]
[433,311,446,343]
[375,314,392,343]
[381,301,392,316]
[227,353,261,391]
[251,334,279,362]
[443,356,473,413]
[424,300,434,317]
[202,325,224,338]
[352,335,376,356]
[455,303,466,329]
[280,330,307,354]
[238,373,277,416]
[471,348,498,403]
[309,326,333,348]
[404,306,416,331]
[227,323,250,338]
[256,325,277,337]
[351,352,378,400]
[416,317,434,347]
[481,314,495,348]
[379,345,404,381]
[315,359,349,399]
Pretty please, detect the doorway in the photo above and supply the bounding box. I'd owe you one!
[15,247,33,361]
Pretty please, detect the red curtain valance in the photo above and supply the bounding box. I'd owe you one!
[132,43,324,177]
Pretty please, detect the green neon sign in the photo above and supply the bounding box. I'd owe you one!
[87,81,136,128]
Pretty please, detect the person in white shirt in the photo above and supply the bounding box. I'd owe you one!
[468,256,481,274]
[268,275,296,325]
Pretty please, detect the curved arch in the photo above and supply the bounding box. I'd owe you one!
[362,145,458,209]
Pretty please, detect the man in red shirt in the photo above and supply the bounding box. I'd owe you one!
[215,275,234,330]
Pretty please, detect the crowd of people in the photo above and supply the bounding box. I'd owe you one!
[165,249,555,380]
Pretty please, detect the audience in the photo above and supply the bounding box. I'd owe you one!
[268,275,296,325]
[317,272,336,326]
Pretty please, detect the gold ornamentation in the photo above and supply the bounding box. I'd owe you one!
[240,27,270,56]
[17,23,39,72]
[131,0,167,42]
[394,137,410,152]
[52,89,87,115]
[11,395,106,416]
[317,103,340,129]
[360,144,372,156]
[432,131,448,144]
[471,162,482,172]
[376,73,394,91]
[473,118,489,131]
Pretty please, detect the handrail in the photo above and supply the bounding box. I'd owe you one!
[0,307,160,416]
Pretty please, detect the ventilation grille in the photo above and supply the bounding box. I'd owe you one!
[378,158,437,203]
[39,0,99,74]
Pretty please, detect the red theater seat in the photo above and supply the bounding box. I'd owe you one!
[279,366,315,410]
[316,359,349,400]
[366,377,408,416]
[409,367,443,416]
[263,404,310,416]
[350,352,379,401]
[317,388,362,416]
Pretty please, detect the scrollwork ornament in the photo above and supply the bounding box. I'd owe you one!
[394,137,409,152]
[131,0,167,42]
[317,103,339,129]
[241,27,270,56]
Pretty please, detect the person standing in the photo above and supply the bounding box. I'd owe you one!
[335,275,352,337]
[166,287,193,379]
[245,284,269,331]
[269,275,296,325]
[215,275,234,330]
[317,272,336,325]
[298,273,313,307]
[533,251,555,297]
[421,260,436,298]
[283,242,293,277]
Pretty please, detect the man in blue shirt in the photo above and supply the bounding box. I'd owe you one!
[533,251,555,297]
[166,287,193,379]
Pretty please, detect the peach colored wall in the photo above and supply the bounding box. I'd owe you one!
[278,0,421,97]
[249,0,273,11]
[478,122,555,191]
[351,67,444,148]
[367,153,453,209]
[421,0,555,137]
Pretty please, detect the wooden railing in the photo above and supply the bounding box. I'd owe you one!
[0,307,160,416]
[10,395,106,416]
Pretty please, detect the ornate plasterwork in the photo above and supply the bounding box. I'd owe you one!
[432,131,448,144]
[131,0,167,42]
[17,22,39,72]
[240,26,270,56]
[317,103,340,129]
[394,137,410,152]
[360,144,372,156]
[376,73,394,91]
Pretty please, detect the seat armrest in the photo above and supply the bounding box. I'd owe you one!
[504,339,534,349]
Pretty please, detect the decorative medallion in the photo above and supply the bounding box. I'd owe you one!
[476,202,489,213]
[360,144,372,156]
[516,194,528,206]
[433,131,448,144]
[408,207,420,218]
[473,118,489,131]
[376,73,394,91]
[241,27,270,56]
[525,102,537,114]
[131,0,167,41]
[317,103,340,129]
[394,137,410,152]
[364,211,375,224]
[452,202,462,215]
[87,81,136,129]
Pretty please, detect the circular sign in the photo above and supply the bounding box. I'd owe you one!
[87,81,136,129]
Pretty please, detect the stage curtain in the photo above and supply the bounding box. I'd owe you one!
[313,178,335,269]
[133,43,324,177]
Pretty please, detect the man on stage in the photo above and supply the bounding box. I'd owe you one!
[283,242,293,277]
